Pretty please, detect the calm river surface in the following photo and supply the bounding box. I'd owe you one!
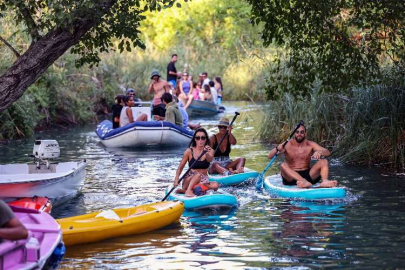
[1,101,404,269]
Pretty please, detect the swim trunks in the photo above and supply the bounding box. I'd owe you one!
[282,168,321,186]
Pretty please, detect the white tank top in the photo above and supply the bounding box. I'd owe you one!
[119,106,131,127]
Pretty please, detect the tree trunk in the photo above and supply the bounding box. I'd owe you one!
[0,20,96,113]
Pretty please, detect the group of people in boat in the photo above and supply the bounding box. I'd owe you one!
[175,121,337,197]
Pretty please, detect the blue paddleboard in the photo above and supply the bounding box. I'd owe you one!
[165,185,238,211]
[264,174,346,200]
[209,168,259,186]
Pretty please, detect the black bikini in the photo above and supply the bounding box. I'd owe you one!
[189,148,210,169]
[213,135,231,157]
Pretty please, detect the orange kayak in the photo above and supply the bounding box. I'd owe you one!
[8,196,52,213]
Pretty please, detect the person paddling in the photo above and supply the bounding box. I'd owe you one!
[174,128,219,197]
[209,118,246,175]
[268,124,338,188]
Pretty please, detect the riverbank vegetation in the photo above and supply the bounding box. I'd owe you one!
[0,0,270,140]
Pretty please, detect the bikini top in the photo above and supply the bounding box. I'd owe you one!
[213,134,231,157]
[188,147,210,169]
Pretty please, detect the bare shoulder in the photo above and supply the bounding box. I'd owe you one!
[307,140,324,149]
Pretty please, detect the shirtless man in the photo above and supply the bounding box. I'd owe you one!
[148,70,169,117]
[268,124,338,188]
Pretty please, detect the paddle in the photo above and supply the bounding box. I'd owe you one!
[162,112,240,201]
[255,120,305,190]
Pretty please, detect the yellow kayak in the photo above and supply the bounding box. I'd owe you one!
[57,201,184,246]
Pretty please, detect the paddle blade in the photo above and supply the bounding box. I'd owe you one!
[255,173,264,191]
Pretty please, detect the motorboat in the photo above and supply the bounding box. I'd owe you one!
[0,140,86,206]
[186,99,224,117]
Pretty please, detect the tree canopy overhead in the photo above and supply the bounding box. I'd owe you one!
[247,0,405,98]
[0,0,178,113]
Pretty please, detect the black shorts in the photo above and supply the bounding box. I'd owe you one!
[282,168,321,186]
[152,104,166,117]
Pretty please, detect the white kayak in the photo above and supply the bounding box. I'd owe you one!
[186,100,224,117]
[165,184,238,211]
[209,168,259,186]
[264,174,346,200]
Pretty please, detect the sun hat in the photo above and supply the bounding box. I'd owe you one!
[216,117,230,126]
[150,70,161,79]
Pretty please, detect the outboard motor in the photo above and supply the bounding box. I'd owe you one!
[32,140,60,169]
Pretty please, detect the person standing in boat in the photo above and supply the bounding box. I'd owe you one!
[167,54,179,88]
[174,128,219,197]
[0,200,28,241]
[119,96,148,127]
[214,77,223,105]
[148,70,170,118]
[268,124,338,188]
[209,118,246,175]
[153,93,183,127]
[208,80,218,104]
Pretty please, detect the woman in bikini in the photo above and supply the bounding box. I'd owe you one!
[174,128,219,197]
[209,118,246,175]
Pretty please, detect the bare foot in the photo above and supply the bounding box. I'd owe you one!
[185,190,196,197]
[235,167,244,174]
[319,179,337,188]
[175,188,185,194]
[297,179,312,188]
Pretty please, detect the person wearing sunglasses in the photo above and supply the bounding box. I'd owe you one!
[268,124,338,188]
[173,128,219,197]
[209,118,246,175]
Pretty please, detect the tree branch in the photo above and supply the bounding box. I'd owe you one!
[0,35,21,58]
[18,5,41,42]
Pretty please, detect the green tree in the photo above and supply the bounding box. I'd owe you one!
[0,0,179,113]
[247,0,405,98]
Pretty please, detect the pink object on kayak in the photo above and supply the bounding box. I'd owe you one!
[0,206,64,270]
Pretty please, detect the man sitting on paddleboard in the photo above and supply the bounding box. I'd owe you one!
[209,118,246,175]
[268,124,337,188]
[0,200,28,241]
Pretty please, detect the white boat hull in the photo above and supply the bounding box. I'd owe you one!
[0,161,86,206]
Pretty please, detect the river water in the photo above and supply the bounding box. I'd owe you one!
[1,101,404,269]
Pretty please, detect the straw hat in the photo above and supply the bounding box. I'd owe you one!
[216,117,230,126]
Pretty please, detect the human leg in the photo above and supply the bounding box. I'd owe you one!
[209,162,229,175]
[309,159,337,187]
[207,181,219,191]
[184,95,194,110]
[185,173,202,197]
[225,158,245,174]
[281,162,312,188]
[136,113,148,121]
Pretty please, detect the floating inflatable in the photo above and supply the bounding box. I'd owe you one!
[165,185,238,211]
[264,174,346,200]
[186,100,224,117]
[209,168,259,186]
[96,120,193,148]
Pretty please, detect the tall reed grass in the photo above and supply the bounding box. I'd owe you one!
[258,70,405,168]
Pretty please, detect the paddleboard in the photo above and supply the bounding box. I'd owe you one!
[209,168,259,186]
[165,184,238,211]
[264,174,346,199]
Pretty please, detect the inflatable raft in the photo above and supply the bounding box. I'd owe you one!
[264,174,346,200]
[165,185,238,211]
[209,168,259,186]
[57,201,184,246]
[186,100,224,117]
[96,120,194,148]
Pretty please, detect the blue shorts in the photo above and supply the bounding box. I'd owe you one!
[169,79,177,89]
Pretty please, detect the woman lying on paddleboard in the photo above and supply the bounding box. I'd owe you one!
[174,128,220,197]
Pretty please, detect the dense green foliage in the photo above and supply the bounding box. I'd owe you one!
[247,0,405,99]
[0,0,269,139]
[258,68,405,168]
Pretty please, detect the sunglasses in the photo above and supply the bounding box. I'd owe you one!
[195,136,207,140]
[218,126,227,129]
[295,130,305,134]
